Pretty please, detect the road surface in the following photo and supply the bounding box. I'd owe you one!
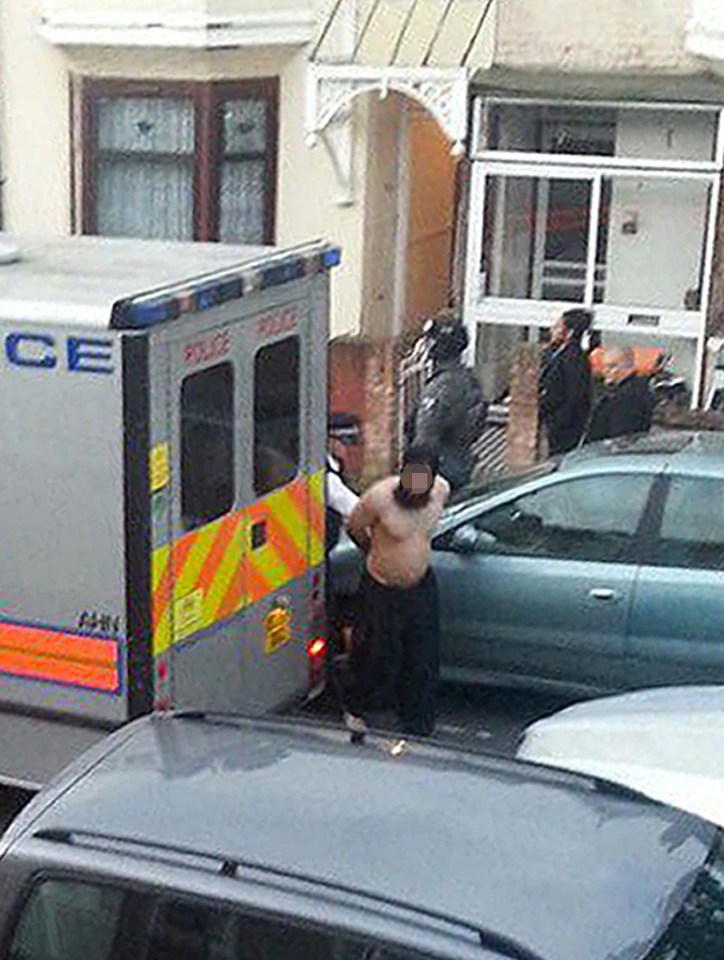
[296,681,575,756]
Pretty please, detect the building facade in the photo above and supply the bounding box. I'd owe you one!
[1,0,723,477]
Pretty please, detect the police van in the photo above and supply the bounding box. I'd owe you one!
[0,234,337,789]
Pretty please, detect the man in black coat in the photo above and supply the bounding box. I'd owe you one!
[586,347,654,443]
[540,309,593,455]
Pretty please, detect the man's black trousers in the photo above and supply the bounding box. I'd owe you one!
[344,568,440,736]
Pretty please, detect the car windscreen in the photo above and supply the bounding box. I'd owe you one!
[644,830,724,959]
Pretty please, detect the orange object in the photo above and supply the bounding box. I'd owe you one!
[0,621,118,691]
[589,345,665,378]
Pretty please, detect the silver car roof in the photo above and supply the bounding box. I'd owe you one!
[6,714,714,960]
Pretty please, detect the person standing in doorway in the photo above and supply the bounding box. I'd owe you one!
[585,347,654,443]
[540,309,593,455]
[343,445,450,740]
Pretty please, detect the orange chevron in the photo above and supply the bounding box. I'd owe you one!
[196,513,240,598]
[247,557,274,602]
[216,562,245,621]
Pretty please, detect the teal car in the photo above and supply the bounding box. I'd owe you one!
[331,432,724,695]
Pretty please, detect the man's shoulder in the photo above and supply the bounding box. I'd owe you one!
[364,476,397,501]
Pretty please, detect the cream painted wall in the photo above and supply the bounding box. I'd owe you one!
[0,1,366,337]
[495,0,698,72]
[0,0,71,235]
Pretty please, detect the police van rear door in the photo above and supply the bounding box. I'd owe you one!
[152,318,248,713]
[240,295,324,712]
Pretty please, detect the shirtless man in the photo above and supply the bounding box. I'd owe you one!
[343,445,450,739]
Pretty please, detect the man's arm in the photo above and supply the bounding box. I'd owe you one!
[347,491,378,554]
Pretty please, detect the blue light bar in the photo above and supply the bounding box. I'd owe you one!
[124,298,181,328]
[110,243,341,329]
[260,258,307,290]
[323,247,342,269]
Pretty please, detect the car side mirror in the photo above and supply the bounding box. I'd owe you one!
[450,524,497,555]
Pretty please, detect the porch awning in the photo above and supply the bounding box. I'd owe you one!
[471,67,724,106]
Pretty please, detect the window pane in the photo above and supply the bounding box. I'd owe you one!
[598,176,711,311]
[475,475,652,562]
[654,476,724,570]
[95,96,195,241]
[97,97,195,155]
[223,99,268,154]
[484,176,591,302]
[96,157,194,240]
[254,337,300,495]
[219,159,266,245]
[146,895,434,960]
[9,880,124,960]
[147,899,224,960]
[181,363,235,530]
[486,103,718,162]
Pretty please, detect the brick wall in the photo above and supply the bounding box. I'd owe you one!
[329,336,399,485]
[505,344,541,472]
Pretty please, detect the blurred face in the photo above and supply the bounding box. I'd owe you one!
[400,463,433,496]
[604,351,635,385]
[551,317,568,346]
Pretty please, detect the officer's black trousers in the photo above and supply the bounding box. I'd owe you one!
[345,569,440,736]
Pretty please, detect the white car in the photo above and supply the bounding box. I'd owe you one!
[517,686,724,828]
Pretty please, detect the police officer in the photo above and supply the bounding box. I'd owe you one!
[408,318,487,493]
[326,414,360,658]
[326,413,360,554]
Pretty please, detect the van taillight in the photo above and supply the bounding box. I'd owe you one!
[307,637,327,659]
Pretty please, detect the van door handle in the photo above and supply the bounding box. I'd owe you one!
[589,587,617,601]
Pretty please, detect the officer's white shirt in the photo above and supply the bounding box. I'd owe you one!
[326,455,359,519]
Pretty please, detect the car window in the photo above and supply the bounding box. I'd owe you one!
[8,879,129,960]
[10,879,437,960]
[458,474,653,563]
[146,895,427,960]
[651,475,724,571]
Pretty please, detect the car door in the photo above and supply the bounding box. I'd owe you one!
[626,472,724,688]
[433,471,656,692]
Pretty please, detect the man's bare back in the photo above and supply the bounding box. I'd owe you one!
[348,475,450,588]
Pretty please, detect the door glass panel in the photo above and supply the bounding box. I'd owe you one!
[254,336,300,495]
[8,879,125,960]
[181,362,235,530]
[654,476,724,570]
[484,176,592,302]
[597,176,711,311]
[471,474,652,562]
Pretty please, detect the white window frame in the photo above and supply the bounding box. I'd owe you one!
[464,97,724,406]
